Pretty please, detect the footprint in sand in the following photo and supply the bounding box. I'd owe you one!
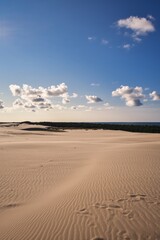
[1,203,21,210]
[92,203,107,209]
[107,204,121,209]
[93,203,101,208]
[77,208,89,215]
[122,210,134,220]
[117,198,128,202]
[128,193,146,201]
[91,237,104,240]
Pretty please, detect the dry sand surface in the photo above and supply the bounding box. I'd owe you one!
[0,124,160,240]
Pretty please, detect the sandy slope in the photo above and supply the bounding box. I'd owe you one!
[0,125,160,240]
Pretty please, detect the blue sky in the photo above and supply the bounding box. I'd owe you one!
[0,0,160,121]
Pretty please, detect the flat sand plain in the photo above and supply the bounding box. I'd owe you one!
[0,124,160,240]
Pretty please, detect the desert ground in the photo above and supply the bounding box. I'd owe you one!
[0,123,160,240]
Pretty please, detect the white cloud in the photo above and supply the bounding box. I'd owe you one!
[117,16,155,41]
[36,101,52,109]
[32,97,46,102]
[112,85,133,96]
[88,36,96,41]
[9,85,22,96]
[123,44,132,49]
[53,104,67,110]
[149,91,160,101]
[13,98,24,108]
[104,102,110,107]
[103,102,114,110]
[85,106,93,112]
[147,15,155,21]
[24,102,36,109]
[91,83,100,87]
[71,93,78,98]
[117,16,155,35]
[0,99,4,109]
[9,83,76,111]
[86,95,103,103]
[70,105,86,110]
[61,92,78,104]
[77,105,86,108]
[45,83,68,97]
[112,85,144,107]
[101,39,109,45]
[70,106,77,110]
[62,98,70,104]
[10,83,68,99]
[144,87,150,91]
[133,36,142,42]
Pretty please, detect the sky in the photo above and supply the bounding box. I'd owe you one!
[0,0,160,122]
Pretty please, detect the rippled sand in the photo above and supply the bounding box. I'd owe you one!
[0,124,160,240]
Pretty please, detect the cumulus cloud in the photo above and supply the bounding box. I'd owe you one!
[9,83,77,111]
[117,16,155,35]
[32,97,46,102]
[10,83,68,99]
[45,83,68,97]
[0,99,4,109]
[112,85,144,107]
[149,91,160,101]
[9,85,22,96]
[117,16,155,42]
[61,92,78,104]
[13,98,24,108]
[36,101,52,109]
[24,102,36,109]
[86,95,103,103]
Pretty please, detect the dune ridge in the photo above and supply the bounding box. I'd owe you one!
[0,125,160,240]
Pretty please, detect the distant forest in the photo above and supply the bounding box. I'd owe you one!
[20,122,160,133]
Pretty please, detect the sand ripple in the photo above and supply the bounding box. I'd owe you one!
[0,128,160,239]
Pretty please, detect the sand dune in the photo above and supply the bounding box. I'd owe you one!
[0,125,160,240]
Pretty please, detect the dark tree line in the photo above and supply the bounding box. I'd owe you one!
[20,121,160,133]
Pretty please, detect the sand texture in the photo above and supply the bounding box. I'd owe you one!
[0,124,160,240]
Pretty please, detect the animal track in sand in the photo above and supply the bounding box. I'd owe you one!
[91,238,104,240]
[76,193,160,222]
[107,204,121,209]
[127,193,146,202]
[77,208,90,215]
[118,230,131,240]
[1,203,21,210]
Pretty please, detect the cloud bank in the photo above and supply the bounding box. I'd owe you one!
[9,83,77,111]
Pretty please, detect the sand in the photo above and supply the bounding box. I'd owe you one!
[0,124,160,240]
